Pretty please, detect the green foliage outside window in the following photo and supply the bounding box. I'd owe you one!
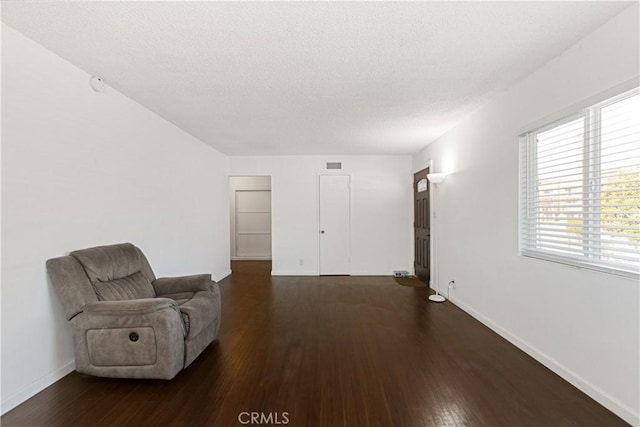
[562,167,639,243]
[602,167,640,242]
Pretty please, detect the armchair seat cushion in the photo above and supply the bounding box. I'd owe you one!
[152,274,211,296]
[160,292,195,305]
[162,291,218,338]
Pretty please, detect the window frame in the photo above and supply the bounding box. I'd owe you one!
[518,87,640,279]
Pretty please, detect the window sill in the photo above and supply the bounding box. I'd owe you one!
[519,250,639,280]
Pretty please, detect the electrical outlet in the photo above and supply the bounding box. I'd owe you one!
[448,280,456,289]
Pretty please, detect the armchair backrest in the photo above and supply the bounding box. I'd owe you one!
[70,243,157,302]
[47,243,158,320]
[47,255,99,320]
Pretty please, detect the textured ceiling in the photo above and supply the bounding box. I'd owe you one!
[2,1,633,155]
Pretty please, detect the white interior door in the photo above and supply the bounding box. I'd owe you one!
[235,190,272,259]
[319,175,350,275]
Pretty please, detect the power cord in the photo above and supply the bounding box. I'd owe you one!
[447,280,455,300]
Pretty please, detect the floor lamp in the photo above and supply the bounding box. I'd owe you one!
[427,172,446,303]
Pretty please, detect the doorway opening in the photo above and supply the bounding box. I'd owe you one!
[229,176,272,261]
[413,168,430,284]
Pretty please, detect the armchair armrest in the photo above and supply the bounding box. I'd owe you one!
[83,298,177,316]
[152,274,212,295]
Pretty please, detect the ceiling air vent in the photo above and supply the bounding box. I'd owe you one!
[326,162,342,170]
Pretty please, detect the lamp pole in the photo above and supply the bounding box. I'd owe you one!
[427,173,446,303]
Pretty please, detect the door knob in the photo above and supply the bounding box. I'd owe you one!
[321,230,325,234]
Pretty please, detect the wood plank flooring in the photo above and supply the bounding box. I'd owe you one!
[2,261,627,426]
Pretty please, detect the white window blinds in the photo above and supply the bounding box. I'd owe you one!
[519,88,640,278]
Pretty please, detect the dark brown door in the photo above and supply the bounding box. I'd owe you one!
[414,168,430,283]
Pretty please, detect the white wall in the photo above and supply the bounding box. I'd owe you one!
[413,5,639,425]
[229,176,272,260]
[1,25,230,413]
[228,156,413,276]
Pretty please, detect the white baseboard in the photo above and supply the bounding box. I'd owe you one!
[350,271,406,276]
[213,269,231,282]
[271,270,318,276]
[446,294,639,427]
[271,271,413,277]
[1,360,75,416]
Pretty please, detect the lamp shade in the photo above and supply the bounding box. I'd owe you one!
[427,173,447,184]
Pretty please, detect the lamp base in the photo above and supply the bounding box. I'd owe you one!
[428,294,446,303]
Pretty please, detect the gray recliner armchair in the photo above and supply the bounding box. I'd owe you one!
[46,243,221,379]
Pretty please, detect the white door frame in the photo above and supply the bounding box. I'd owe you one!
[229,176,272,261]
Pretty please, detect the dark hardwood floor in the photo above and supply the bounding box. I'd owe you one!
[2,261,627,426]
